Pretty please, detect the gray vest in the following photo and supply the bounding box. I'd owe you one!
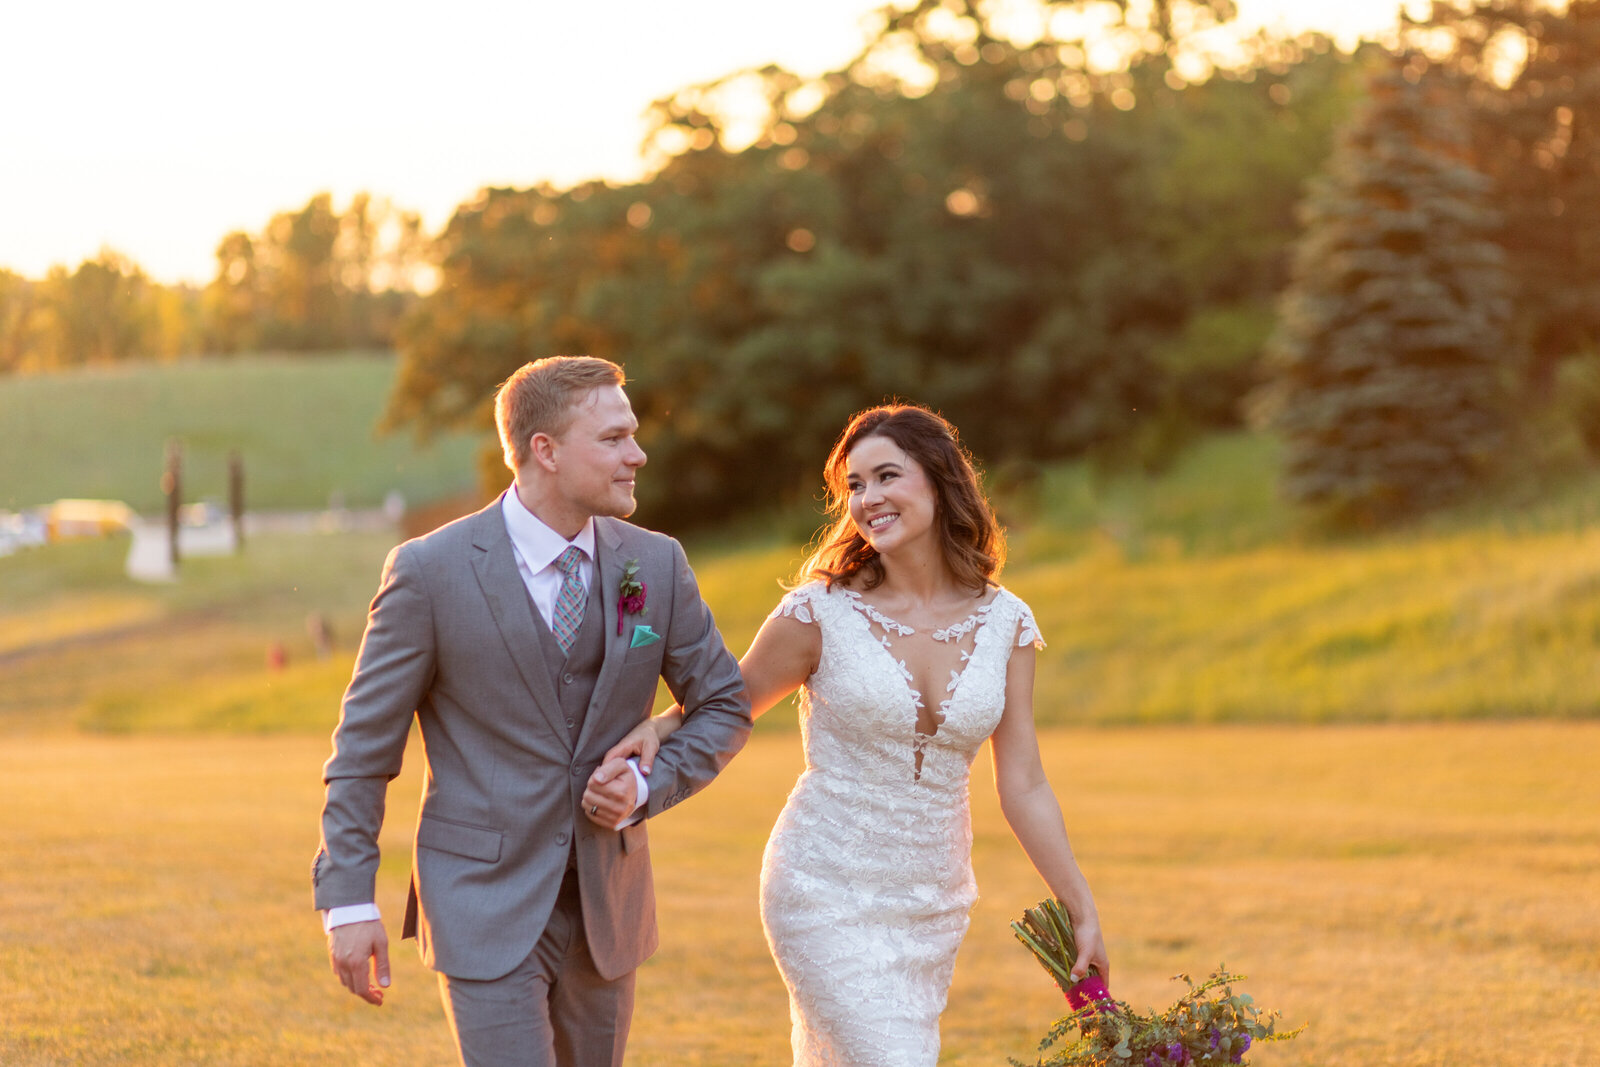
[528,576,605,741]
[527,576,605,873]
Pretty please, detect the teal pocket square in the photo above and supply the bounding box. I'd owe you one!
[629,625,662,648]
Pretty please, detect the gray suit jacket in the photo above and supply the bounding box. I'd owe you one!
[312,501,751,981]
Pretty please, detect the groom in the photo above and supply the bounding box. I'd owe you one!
[312,356,752,1066]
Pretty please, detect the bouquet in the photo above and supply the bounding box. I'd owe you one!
[1009,900,1303,1066]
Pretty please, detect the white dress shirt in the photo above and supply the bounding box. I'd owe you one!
[322,487,648,933]
[500,486,598,626]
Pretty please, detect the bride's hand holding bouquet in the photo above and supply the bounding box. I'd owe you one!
[1010,900,1303,1067]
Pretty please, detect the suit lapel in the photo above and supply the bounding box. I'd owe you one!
[468,504,573,754]
[576,517,631,755]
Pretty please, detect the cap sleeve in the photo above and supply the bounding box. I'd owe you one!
[769,583,822,626]
[1014,597,1045,650]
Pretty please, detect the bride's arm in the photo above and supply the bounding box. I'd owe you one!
[990,641,1110,984]
[602,611,821,771]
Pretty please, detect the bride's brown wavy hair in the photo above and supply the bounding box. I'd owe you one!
[798,404,1005,595]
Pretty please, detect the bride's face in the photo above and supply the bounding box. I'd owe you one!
[844,434,937,555]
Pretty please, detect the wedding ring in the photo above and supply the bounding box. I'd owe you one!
[589,804,599,816]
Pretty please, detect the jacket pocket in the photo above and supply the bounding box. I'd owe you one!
[417,813,503,863]
[620,822,646,854]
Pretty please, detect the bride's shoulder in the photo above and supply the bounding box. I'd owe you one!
[988,585,1045,649]
[987,583,1028,611]
[769,579,834,624]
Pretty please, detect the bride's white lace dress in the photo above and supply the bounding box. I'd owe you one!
[759,580,1043,1066]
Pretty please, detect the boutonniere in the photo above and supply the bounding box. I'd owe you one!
[617,559,647,635]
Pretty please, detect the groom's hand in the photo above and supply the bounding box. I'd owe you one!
[582,758,639,827]
[602,720,662,774]
[329,919,390,1005]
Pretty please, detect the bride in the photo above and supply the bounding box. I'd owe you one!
[602,403,1108,1065]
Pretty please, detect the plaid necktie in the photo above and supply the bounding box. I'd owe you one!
[550,545,586,654]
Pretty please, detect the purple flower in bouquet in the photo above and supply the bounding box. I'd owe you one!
[1009,900,1304,1067]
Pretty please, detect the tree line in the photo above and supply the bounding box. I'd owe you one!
[391,0,1366,527]
[396,0,1600,527]
[7,0,1596,529]
[0,193,426,373]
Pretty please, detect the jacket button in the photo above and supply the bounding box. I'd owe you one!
[562,672,574,685]
[555,832,569,846]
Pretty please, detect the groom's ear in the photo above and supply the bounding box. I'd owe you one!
[528,431,559,472]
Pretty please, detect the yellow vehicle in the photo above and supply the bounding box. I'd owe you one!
[44,499,134,541]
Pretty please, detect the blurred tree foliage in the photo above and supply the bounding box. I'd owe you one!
[0,193,425,371]
[0,252,203,372]
[0,269,37,375]
[204,192,427,353]
[1408,0,1600,397]
[9,1,1594,531]
[1261,57,1512,523]
[390,0,1364,526]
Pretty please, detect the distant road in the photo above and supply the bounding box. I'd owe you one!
[125,509,396,581]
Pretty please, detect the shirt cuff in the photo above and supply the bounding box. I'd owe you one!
[616,757,649,828]
[322,903,382,933]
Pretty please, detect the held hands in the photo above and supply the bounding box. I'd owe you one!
[585,711,683,828]
[328,919,390,1005]
[601,716,665,773]
[582,759,639,828]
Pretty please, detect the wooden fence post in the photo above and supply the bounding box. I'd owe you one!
[228,449,245,553]
[162,438,182,568]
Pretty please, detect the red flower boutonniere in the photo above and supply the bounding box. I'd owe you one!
[617,559,647,635]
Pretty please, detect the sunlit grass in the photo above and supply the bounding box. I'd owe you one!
[1020,526,1600,723]
[0,531,392,734]
[0,592,162,655]
[0,352,483,513]
[10,482,1600,732]
[5,428,1600,1063]
[0,725,1594,1065]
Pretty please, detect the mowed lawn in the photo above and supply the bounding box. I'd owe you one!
[1,723,1595,1066]
[0,353,483,514]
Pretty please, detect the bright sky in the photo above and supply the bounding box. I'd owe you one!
[0,0,1410,285]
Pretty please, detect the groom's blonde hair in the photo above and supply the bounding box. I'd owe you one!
[495,356,625,471]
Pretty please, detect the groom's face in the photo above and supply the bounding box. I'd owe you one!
[549,384,647,518]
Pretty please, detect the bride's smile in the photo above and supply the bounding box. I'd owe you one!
[846,435,937,553]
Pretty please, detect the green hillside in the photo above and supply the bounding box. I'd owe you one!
[6,357,1600,727]
[0,353,485,513]
[7,423,1600,731]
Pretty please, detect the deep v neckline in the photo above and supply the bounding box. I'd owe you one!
[838,587,1003,780]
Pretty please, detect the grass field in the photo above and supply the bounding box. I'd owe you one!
[0,353,484,513]
[3,523,1598,1065]
[8,498,1600,734]
[4,362,1600,1063]
[1,724,1595,1066]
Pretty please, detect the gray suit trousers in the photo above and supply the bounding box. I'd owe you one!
[439,870,634,1067]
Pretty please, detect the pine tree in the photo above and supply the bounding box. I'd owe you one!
[1263,57,1512,523]
[1413,0,1600,392]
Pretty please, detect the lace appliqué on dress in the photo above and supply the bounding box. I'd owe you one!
[759,583,1045,1066]
[930,599,997,643]
[771,585,819,626]
[1017,604,1045,650]
[840,589,915,636]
